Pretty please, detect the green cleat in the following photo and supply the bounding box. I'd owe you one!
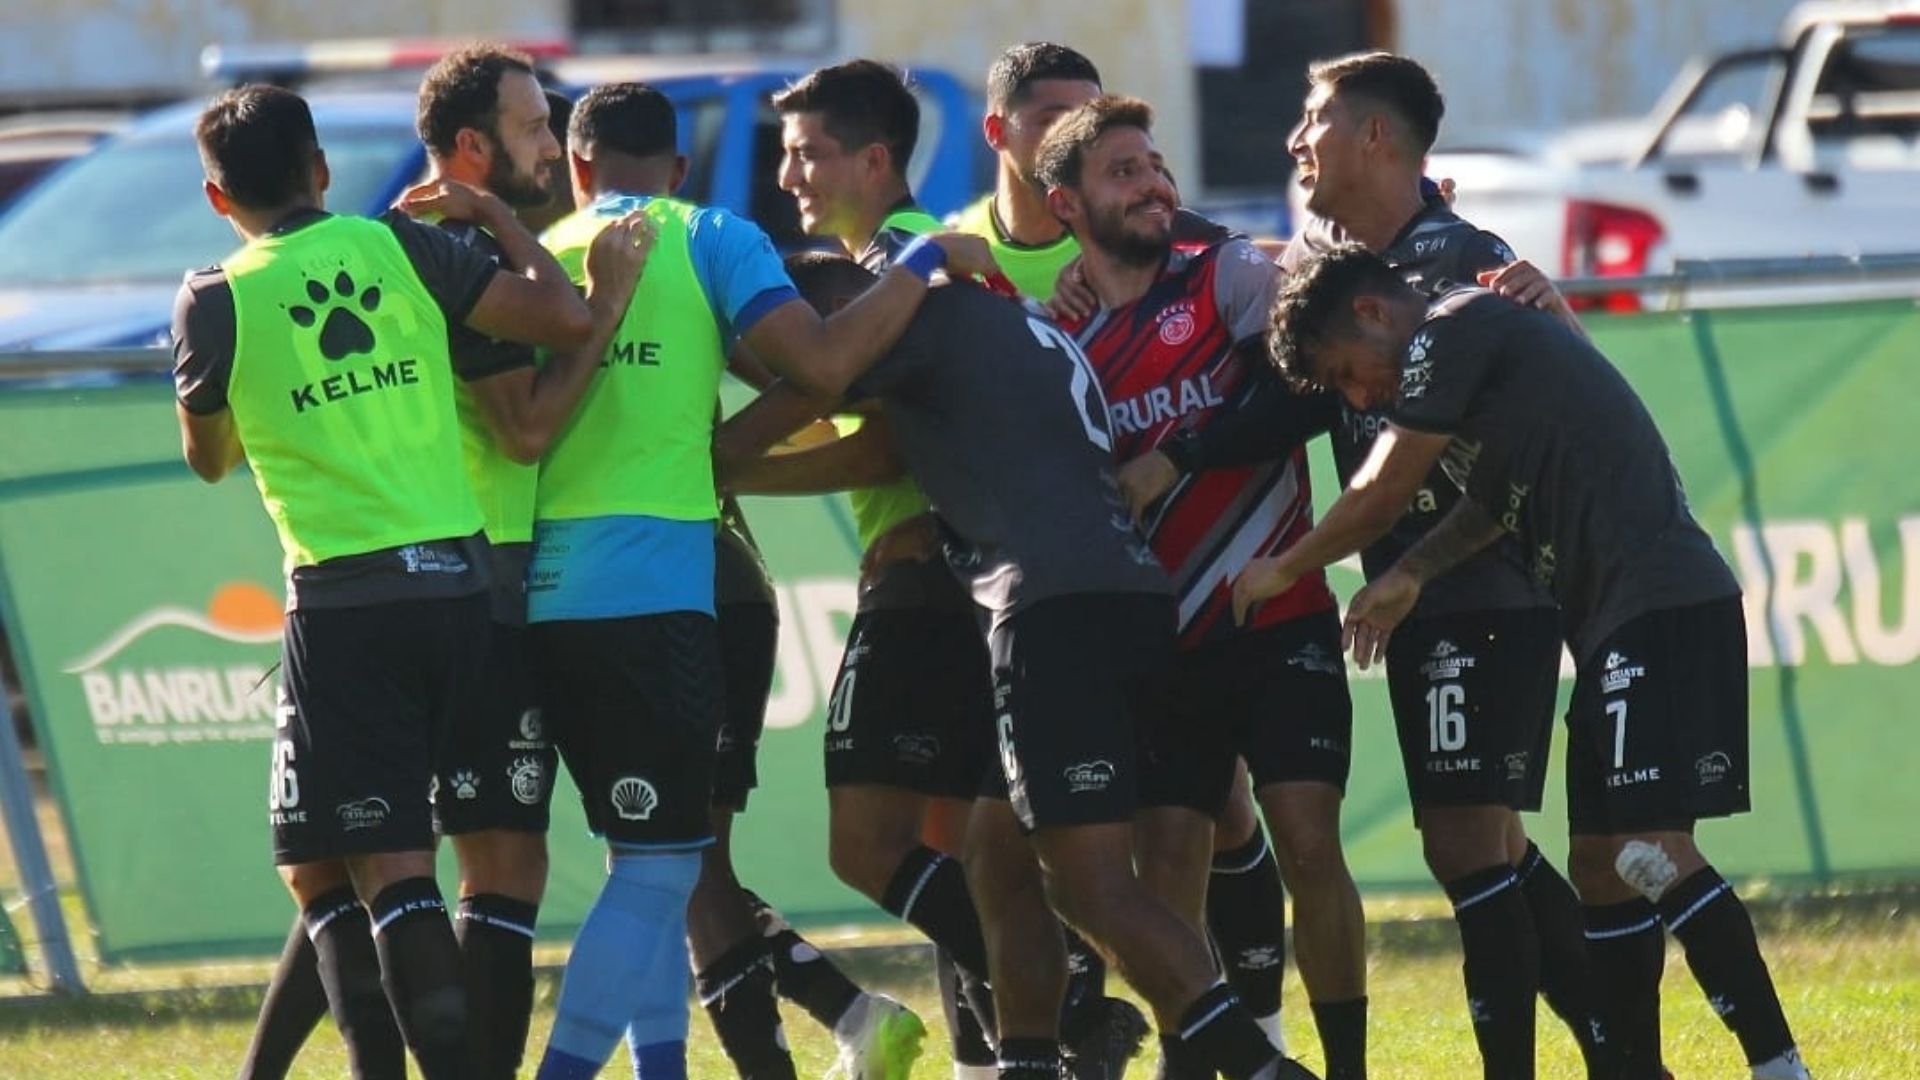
[829,992,928,1080]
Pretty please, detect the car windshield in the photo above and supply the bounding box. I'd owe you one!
[0,127,418,288]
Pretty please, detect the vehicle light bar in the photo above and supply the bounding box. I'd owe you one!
[201,38,570,82]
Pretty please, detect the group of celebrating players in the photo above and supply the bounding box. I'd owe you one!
[171,34,1811,1080]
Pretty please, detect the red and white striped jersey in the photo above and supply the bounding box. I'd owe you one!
[1066,238,1334,649]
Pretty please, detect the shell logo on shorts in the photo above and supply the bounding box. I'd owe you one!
[509,756,547,806]
[610,776,659,820]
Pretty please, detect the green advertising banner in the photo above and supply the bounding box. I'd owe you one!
[2,297,1918,962]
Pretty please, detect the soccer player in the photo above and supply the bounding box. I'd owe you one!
[1032,95,1365,1080]
[721,254,1318,1080]
[1132,53,1604,1078]
[955,45,1295,1056]
[523,82,992,1080]
[1253,243,1812,1080]
[229,47,649,1080]
[772,58,1003,1069]
[173,84,622,1080]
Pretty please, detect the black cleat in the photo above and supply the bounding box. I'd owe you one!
[1063,996,1152,1079]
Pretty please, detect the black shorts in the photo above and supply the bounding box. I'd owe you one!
[713,601,778,811]
[823,607,993,799]
[1385,607,1562,815]
[530,612,723,848]
[1565,597,1751,835]
[272,594,489,865]
[981,593,1176,831]
[1139,609,1354,817]
[433,621,557,835]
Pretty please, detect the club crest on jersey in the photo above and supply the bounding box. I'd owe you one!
[1156,303,1197,346]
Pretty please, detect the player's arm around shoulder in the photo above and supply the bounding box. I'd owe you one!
[392,181,593,352]
[464,211,655,464]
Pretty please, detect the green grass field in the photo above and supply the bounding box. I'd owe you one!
[1,893,1914,1079]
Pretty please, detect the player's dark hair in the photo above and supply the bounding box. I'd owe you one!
[1308,51,1445,155]
[543,87,573,147]
[987,42,1102,112]
[570,82,677,159]
[195,84,320,209]
[785,251,878,315]
[1033,94,1153,191]
[1268,242,1414,391]
[770,60,920,179]
[416,44,538,158]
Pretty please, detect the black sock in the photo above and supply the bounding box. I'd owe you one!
[880,846,992,978]
[1155,1032,1218,1080]
[1515,843,1604,1071]
[303,887,405,1080]
[698,936,799,1080]
[1178,983,1280,1080]
[744,889,864,1029]
[454,893,537,1080]
[239,912,331,1080]
[939,946,998,1066]
[998,1035,1063,1079]
[1445,865,1538,1079]
[1656,868,1796,1066]
[368,877,471,1080]
[1309,997,1367,1080]
[1208,832,1287,1021]
[1583,899,1665,1079]
[1058,924,1107,1048]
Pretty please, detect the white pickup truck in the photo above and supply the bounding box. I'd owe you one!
[1426,1,1920,304]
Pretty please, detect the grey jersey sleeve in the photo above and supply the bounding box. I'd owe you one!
[172,268,236,415]
[379,209,501,333]
[1211,239,1282,346]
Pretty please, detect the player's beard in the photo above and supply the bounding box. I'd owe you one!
[1087,195,1172,268]
[486,142,554,211]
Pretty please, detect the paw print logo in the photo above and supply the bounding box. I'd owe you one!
[449,770,480,800]
[287,270,382,361]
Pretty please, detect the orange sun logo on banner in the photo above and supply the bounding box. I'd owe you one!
[63,583,282,673]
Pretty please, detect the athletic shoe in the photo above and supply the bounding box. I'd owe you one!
[1063,995,1151,1079]
[829,992,927,1080]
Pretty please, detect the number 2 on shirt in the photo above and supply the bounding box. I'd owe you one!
[1025,316,1113,453]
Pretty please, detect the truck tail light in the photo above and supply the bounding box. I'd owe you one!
[1563,199,1665,312]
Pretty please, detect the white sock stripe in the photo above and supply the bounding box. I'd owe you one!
[1212,840,1272,875]
[303,902,358,940]
[1178,997,1236,1041]
[899,854,946,919]
[1584,915,1661,940]
[1663,881,1732,931]
[697,962,763,1007]
[372,897,445,935]
[1450,872,1520,913]
[455,909,537,939]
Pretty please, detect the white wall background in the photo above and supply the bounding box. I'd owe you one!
[1397,0,1805,140]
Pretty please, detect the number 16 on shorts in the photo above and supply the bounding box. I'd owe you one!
[1427,682,1466,753]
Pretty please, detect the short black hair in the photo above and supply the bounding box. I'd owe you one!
[987,42,1102,112]
[570,83,677,159]
[785,251,877,315]
[1267,243,1414,391]
[543,87,573,147]
[195,84,320,209]
[1033,94,1152,191]
[416,44,538,158]
[771,60,919,178]
[1308,51,1445,155]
